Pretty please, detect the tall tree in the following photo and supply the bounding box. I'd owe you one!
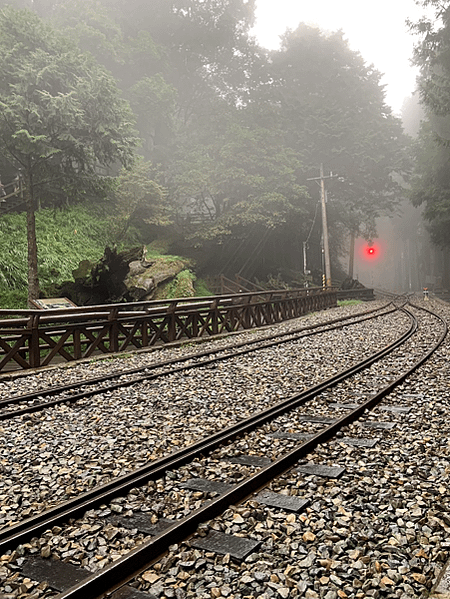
[408,2,450,257]
[266,25,410,240]
[0,6,137,303]
[409,2,450,116]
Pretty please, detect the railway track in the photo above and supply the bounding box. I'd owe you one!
[0,302,410,532]
[0,300,446,599]
[0,302,397,421]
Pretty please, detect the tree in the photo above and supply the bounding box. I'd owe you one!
[401,93,426,138]
[409,2,450,117]
[410,119,450,246]
[406,3,450,255]
[167,25,411,281]
[266,25,410,240]
[111,158,171,243]
[0,6,137,303]
[0,2,412,287]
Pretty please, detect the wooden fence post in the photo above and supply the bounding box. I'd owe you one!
[108,307,119,353]
[168,302,177,342]
[211,299,219,335]
[27,314,40,368]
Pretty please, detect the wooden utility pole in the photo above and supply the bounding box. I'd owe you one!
[307,165,337,288]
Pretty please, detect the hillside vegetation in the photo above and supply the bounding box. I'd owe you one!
[0,204,203,309]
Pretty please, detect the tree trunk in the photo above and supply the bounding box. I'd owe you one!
[25,170,39,305]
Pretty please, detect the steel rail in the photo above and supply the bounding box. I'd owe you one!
[0,305,413,552]
[0,303,397,420]
[56,305,447,599]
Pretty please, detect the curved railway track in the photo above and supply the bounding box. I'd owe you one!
[0,302,396,421]
[0,302,411,533]
[0,301,446,599]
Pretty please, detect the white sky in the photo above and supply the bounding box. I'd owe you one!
[251,0,432,113]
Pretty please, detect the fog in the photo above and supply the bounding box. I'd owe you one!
[353,204,445,293]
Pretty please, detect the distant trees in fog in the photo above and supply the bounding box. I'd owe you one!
[0,0,411,291]
[410,1,450,250]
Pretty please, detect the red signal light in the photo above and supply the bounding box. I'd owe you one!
[356,239,382,263]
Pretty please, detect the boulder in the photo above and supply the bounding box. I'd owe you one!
[124,258,187,301]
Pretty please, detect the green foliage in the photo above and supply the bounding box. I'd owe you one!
[169,121,310,246]
[128,75,176,158]
[163,24,410,278]
[0,204,112,293]
[268,26,410,235]
[51,0,125,67]
[0,6,138,208]
[410,119,450,245]
[0,5,139,301]
[194,278,213,297]
[409,2,450,117]
[111,158,172,243]
[0,288,27,309]
[0,1,414,289]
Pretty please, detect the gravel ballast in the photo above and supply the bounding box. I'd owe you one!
[0,298,449,599]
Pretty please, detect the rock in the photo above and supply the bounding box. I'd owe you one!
[411,573,427,584]
[142,571,160,583]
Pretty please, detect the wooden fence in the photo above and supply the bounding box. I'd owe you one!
[0,288,337,373]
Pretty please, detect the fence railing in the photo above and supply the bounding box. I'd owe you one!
[0,288,337,372]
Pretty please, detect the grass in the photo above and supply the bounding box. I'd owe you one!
[194,278,213,297]
[0,204,112,307]
[163,270,196,299]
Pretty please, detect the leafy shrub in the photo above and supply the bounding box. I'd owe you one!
[0,288,27,309]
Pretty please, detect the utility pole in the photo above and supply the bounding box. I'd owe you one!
[307,164,338,288]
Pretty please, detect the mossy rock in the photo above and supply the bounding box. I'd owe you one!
[154,269,196,299]
[124,258,189,301]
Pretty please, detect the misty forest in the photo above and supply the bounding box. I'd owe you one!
[0,0,449,307]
